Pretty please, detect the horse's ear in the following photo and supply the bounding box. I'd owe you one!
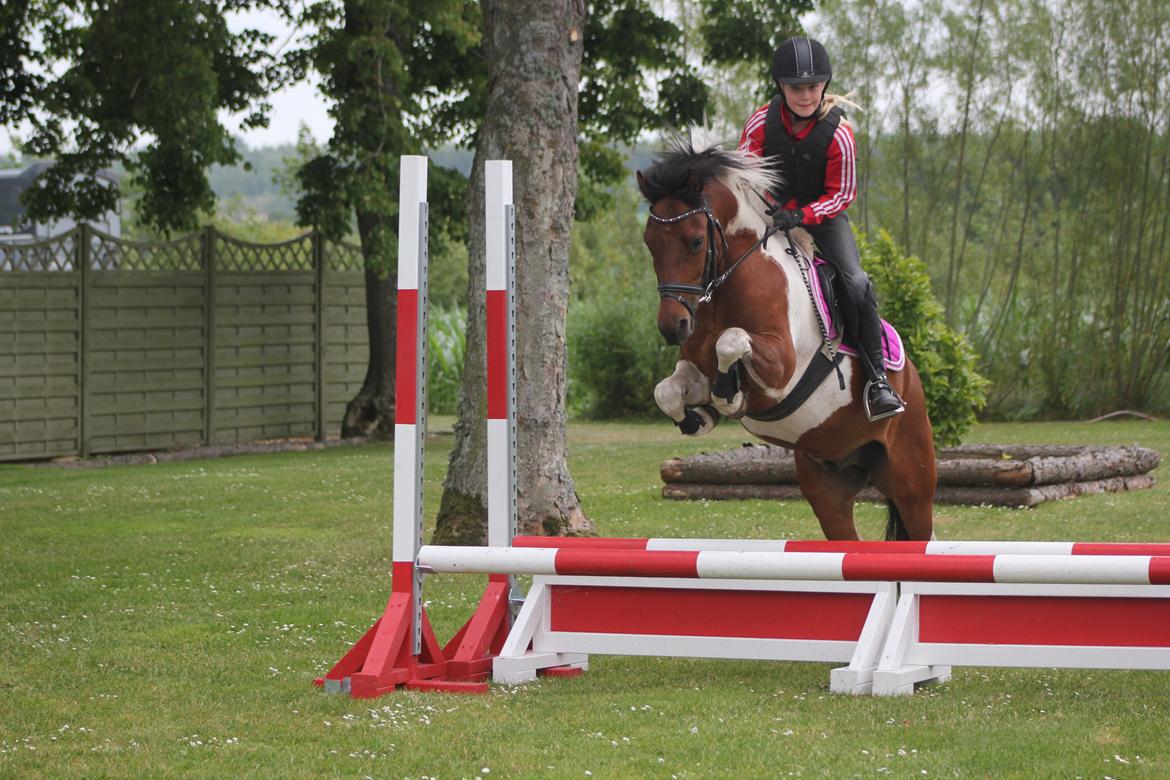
[685,169,704,193]
[635,169,648,196]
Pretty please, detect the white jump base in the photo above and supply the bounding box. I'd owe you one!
[492,575,903,694]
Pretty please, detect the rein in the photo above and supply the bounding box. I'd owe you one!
[647,201,779,318]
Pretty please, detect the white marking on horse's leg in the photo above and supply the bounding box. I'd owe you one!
[654,360,710,422]
[654,373,688,422]
[715,328,752,373]
[712,329,751,416]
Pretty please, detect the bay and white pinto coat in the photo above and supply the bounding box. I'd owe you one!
[652,156,853,448]
[642,141,935,541]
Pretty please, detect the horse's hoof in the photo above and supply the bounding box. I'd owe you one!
[676,404,720,436]
[712,392,744,417]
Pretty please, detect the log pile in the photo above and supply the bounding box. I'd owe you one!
[660,443,1160,507]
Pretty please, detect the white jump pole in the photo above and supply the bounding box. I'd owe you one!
[417,546,1170,586]
[509,536,1170,557]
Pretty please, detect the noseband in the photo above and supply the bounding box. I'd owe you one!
[648,200,779,321]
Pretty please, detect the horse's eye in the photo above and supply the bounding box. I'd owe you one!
[688,237,704,252]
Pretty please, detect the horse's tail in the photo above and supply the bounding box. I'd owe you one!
[885,499,910,541]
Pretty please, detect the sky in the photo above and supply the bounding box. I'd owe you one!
[222,9,334,148]
[1,9,333,156]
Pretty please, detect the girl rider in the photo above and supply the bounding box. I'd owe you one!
[738,36,904,421]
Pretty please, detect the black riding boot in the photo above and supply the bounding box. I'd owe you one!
[857,300,904,422]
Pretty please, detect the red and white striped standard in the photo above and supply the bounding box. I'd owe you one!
[416,545,1170,586]
[391,155,429,591]
[485,160,515,550]
[512,536,1170,557]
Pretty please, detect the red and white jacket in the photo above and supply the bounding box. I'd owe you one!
[737,101,857,226]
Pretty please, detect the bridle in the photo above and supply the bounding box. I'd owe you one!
[648,198,779,320]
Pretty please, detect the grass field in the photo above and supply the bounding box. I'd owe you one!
[2,419,1168,778]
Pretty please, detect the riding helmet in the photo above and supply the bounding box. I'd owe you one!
[772,37,832,85]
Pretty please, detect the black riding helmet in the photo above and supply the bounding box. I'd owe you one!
[772,37,832,87]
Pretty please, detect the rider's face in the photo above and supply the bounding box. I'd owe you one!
[780,81,827,117]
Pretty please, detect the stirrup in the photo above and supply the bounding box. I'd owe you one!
[863,378,905,422]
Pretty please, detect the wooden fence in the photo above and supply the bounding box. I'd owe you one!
[0,225,370,461]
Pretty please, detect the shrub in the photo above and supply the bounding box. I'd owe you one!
[568,290,680,418]
[427,304,466,415]
[861,229,989,447]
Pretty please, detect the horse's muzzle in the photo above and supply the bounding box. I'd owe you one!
[658,314,693,345]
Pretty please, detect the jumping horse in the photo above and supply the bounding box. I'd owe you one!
[638,140,935,540]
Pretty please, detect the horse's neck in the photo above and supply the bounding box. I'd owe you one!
[762,236,824,360]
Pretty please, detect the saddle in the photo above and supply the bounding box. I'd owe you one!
[810,257,905,372]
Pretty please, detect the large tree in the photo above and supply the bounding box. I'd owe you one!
[0,0,274,233]
[288,0,481,438]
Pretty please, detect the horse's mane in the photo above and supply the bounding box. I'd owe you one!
[637,136,779,223]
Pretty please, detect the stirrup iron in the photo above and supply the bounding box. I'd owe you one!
[863,378,905,422]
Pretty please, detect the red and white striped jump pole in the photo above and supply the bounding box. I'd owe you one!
[486,160,516,549]
[319,155,454,698]
[438,161,516,682]
[418,545,1170,586]
[511,536,1170,557]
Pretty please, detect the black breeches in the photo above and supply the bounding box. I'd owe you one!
[802,213,870,305]
[802,213,886,374]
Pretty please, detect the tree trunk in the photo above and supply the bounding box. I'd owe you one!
[433,0,594,545]
[340,220,396,439]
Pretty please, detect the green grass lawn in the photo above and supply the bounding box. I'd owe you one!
[2,419,1168,778]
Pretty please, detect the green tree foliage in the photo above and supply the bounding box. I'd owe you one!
[2,0,275,235]
[288,1,480,264]
[861,230,988,447]
[817,0,1170,417]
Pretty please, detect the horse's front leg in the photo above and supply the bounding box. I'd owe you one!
[654,359,721,436]
[711,328,754,416]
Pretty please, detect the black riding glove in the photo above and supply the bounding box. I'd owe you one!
[771,208,804,232]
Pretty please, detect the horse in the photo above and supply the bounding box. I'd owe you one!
[637,140,935,541]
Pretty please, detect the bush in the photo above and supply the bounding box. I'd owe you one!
[568,291,680,418]
[427,304,466,415]
[861,229,988,447]
[567,181,681,418]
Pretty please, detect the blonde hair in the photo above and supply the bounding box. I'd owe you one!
[817,92,861,128]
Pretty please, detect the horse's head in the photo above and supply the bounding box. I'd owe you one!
[637,140,777,345]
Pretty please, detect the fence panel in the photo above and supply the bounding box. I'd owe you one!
[86,231,208,454]
[323,241,369,430]
[0,266,81,460]
[0,228,370,461]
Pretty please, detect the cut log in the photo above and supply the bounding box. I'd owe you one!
[660,444,797,485]
[661,443,1161,488]
[662,474,1156,508]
